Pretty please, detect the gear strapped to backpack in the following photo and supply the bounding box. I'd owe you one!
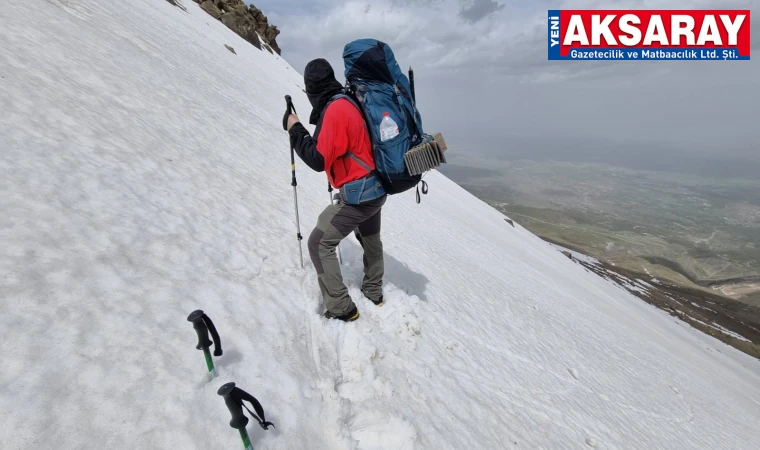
[322,39,447,205]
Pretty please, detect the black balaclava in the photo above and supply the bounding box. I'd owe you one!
[304,58,343,125]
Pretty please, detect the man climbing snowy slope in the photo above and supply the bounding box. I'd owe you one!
[285,58,386,322]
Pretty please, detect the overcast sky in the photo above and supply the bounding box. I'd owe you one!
[254,0,759,161]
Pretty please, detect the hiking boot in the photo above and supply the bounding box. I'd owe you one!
[366,294,384,307]
[362,288,384,307]
[324,305,360,322]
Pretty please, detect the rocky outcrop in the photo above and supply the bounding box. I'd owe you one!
[220,5,262,50]
[199,1,221,19]
[192,0,281,54]
[248,5,281,54]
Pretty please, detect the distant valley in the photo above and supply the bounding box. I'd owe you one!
[440,140,760,307]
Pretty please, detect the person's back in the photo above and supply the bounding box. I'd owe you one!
[285,58,386,322]
[312,97,374,189]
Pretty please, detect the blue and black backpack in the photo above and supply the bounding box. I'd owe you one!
[341,38,429,198]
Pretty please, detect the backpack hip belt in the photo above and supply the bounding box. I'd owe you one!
[337,151,386,205]
[337,174,385,205]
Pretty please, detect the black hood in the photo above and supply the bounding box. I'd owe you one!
[304,58,343,125]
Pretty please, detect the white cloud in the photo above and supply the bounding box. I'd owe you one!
[258,0,759,153]
[459,0,505,23]
[271,0,541,78]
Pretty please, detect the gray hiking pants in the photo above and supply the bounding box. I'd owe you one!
[308,196,386,315]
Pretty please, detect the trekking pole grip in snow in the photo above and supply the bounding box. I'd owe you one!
[285,95,304,268]
[218,382,274,450]
[187,310,222,380]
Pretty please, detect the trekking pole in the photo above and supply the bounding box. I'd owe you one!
[218,382,275,450]
[328,182,343,265]
[284,95,304,268]
[187,310,223,381]
[408,67,416,103]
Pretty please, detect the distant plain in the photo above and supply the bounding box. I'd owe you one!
[441,136,760,306]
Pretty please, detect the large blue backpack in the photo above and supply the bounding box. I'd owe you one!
[342,39,426,196]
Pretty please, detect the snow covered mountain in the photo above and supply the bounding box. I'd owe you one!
[2,1,759,449]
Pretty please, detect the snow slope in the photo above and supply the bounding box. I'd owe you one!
[2,1,760,449]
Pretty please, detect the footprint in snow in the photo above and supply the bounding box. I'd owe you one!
[314,281,426,446]
[333,326,394,403]
[586,437,599,448]
[365,288,422,339]
[348,409,418,450]
[399,311,421,337]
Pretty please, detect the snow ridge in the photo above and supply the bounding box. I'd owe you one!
[2,1,760,449]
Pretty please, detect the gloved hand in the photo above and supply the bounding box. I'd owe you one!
[285,114,300,131]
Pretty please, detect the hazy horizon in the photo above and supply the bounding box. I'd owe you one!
[443,133,760,180]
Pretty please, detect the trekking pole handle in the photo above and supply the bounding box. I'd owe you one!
[219,383,249,429]
[218,382,275,430]
[283,95,297,131]
[187,310,223,356]
[187,310,212,350]
[285,95,296,115]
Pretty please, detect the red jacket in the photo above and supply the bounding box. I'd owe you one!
[289,98,375,188]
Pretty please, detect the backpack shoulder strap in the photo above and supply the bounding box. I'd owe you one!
[316,93,359,126]
[329,93,361,114]
[329,94,374,173]
[345,151,373,173]
[315,93,351,140]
